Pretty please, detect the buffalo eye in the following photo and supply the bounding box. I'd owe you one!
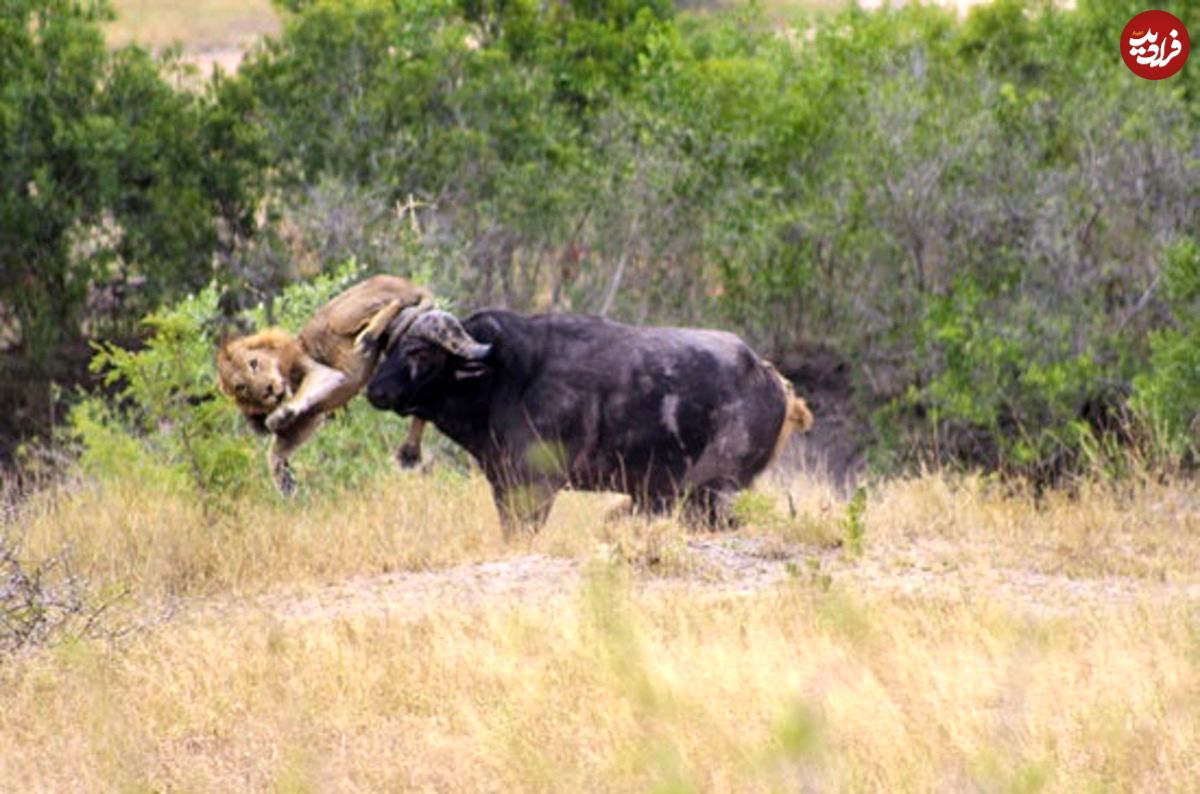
[408,350,432,379]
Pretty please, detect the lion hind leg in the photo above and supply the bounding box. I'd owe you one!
[383,294,434,349]
[268,413,322,496]
[354,298,406,354]
[355,293,434,354]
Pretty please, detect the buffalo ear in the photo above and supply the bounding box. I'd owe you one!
[453,359,491,380]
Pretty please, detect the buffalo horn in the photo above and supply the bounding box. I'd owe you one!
[384,295,435,350]
[409,310,492,360]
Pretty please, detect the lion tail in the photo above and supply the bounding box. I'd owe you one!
[788,394,814,433]
[765,361,813,465]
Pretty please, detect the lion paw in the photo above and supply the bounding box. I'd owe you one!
[354,330,380,353]
[273,459,297,497]
[266,405,298,433]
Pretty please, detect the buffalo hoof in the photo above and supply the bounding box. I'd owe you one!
[684,488,738,531]
[396,443,422,469]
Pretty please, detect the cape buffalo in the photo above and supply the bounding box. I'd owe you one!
[366,310,812,534]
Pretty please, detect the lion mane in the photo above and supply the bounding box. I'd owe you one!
[216,328,302,421]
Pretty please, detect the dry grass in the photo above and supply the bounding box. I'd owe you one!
[3,468,1199,790]
[15,470,506,599]
[861,471,1200,580]
[2,575,1198,790]
[12,465,1200,599]
[105,0,279,53]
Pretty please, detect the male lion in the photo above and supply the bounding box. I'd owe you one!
[217,275,433,495]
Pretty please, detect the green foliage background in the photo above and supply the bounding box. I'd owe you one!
[5,0,1199,488]
[0,0,261,372]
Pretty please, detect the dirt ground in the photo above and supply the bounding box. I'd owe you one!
[191,530,1200,630]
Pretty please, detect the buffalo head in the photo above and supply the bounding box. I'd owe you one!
[367,310,492,414]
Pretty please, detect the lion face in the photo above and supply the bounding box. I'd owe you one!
[216,330,295,416]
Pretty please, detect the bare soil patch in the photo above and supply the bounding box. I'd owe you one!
[192,532,1200,627]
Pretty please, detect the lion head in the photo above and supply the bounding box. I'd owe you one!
[216,328,298,417]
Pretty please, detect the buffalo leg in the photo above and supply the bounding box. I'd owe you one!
[629,491,678,518]
[491,481,557,538]
[684,485,738,531]
[396,418,425,469]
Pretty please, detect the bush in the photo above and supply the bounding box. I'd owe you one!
[1132,238,1200,461]
[68,261,430,500]
[0,531,128,657]
[225,0,1199,481]
[0,0,262,374]
[890,275,1101,475]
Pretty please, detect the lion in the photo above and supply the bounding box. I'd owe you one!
[217,275,434,495]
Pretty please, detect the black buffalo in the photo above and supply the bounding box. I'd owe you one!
[366,310,812,533]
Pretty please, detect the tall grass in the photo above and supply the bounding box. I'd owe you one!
[12,466,1200,597]
[2,468,1198,790]
[2,568,1198,790]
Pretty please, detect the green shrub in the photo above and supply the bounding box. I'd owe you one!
[0,0,262,375]
[1132,238,1200,460]
[68,261,428,499]
[900,275,1101,474]
[842,487,867,558]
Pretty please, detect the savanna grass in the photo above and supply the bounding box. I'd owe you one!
[3,468,1198,790]
[1,566,1198,790]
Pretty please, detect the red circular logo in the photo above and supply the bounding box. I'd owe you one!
[1122,10,1189,79]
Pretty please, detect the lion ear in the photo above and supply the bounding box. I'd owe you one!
[214,339,237,397]
[215,324,239,351]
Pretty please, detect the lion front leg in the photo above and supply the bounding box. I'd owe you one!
[266,360,346,433]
